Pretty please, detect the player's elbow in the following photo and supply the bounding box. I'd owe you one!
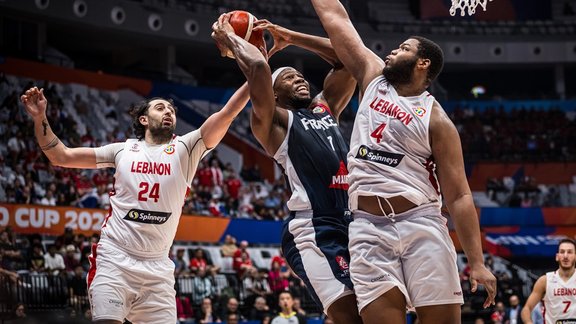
[333,9,350,21]
[248,60,270,81]
[520,307,531,320]
[444,190,473,206]
[49,147,73,168]
[50,160,64,168]
[44,152,65,167]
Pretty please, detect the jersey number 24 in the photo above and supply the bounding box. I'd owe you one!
[138,182,160,202]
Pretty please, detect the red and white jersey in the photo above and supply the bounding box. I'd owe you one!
[94,131,209,259]
[543,271,576,323]
[348,75,440,211]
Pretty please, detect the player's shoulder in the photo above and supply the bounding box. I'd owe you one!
[175,130,204,154]
[98,140,130,156]
[536,273,548,290]
[430,98,443,110]
[361,62,386,92]
[175,130,202,144]
[429,100,451,125]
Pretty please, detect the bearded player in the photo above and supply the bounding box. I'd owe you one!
[21,85,250,323]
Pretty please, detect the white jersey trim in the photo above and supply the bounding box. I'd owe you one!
[273,110,312,211]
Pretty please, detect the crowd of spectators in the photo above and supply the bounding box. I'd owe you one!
[0,225,316,323]
[182,153,289,221]
[0,77,125,210]
[451,105,576,163]
[486,175,565,207]
[170,235,311,323]
[0,225,97,322]
[460,254,531,323]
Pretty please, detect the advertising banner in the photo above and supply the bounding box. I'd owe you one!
[1,204,573,252]
[0,204,282,244]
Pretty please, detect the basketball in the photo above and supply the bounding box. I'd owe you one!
[219,10,266,59]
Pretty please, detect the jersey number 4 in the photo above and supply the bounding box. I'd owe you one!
[138,182,160,202]
[370,123,387,143]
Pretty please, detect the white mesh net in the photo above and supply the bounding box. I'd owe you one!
[449,0,494,16]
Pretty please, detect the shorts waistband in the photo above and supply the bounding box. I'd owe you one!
[289,209,350,219]
[353,202,441,224]
[357,195,418,216]
[290,210,314,218]
[98,237,168,261]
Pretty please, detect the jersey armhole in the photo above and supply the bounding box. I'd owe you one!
[366,75,386,96]
[272,110,293,161]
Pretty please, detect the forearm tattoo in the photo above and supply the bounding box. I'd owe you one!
[42,119,48,136]
[41,138,59,151]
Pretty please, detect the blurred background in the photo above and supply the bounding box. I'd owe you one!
[0,0,575,323]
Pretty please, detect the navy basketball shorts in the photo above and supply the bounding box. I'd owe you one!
[282,210,355,313]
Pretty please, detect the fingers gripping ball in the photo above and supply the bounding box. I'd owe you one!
[220,10,266,58]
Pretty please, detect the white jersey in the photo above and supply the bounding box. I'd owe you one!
[348,75,440,211]
[94,131,209,259]
[543,271,576,323]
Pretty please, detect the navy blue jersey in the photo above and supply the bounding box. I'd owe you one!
[273,104,349,213]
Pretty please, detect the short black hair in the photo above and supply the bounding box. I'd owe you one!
[558,238,576,250]
[278,290,293,298]
[128,97,177,140]
[410,36,444,84]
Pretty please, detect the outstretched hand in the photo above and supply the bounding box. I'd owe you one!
[469,264,497,309]
[252,19,291,57]
[21,87,47,119]
[211,13,235,57]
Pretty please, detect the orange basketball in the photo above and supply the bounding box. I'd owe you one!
[220,10,266,58]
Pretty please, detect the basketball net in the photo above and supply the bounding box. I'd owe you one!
[449,0,493,16]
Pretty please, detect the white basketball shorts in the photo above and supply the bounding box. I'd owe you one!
[348,203,463,312]
[87,242,176,323]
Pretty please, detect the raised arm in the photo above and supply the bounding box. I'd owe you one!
[430,101,497,309]
[309,0,384,91]
[21,87,96,169]
[200,82,250,149]
[253,21,356,121]
[212,13,286,155]
[319,66,356,122]
[521,275,546,324]
[253,20,339,65]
